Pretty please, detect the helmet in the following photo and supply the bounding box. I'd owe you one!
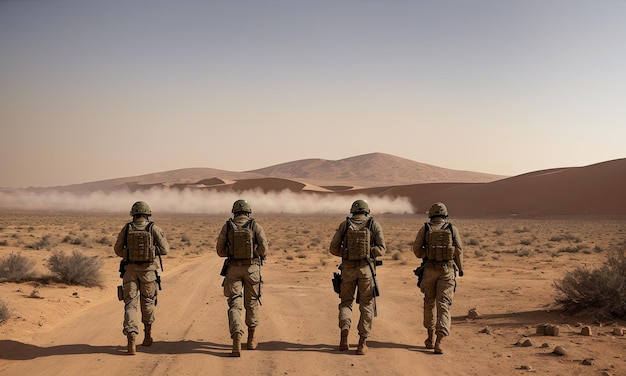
[232,199,252,214]
[350,199,370,214]
[428,202,448,218]
[130,201,151,216]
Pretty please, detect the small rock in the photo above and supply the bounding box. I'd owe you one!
[553,346,567,356]
[541,343,550,348]
[612,327,624,336]
[581,326,593,336]
[468,308,480,319]
[581,358,594,366]
[521,339,533,347]
[536,324,548,335]
[518,365,533,371]
[546,325,560,336]
[29,289,43,299]
[479,327,491,334]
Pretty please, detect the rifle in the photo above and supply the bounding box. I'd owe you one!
[366,259,381,317]
[414,262,425,288]
[258,256,264,306]
[332,264,342,295]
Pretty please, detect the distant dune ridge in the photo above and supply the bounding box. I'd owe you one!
[3,152,626,216]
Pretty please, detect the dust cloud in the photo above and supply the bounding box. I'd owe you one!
[0,188,415,215]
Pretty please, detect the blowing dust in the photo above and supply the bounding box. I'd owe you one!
[0,188,414,215]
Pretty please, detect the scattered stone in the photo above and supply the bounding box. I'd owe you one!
[552,346,567,356]
[479,327,491,334]
[612,327,624,336]
[546,325,560,336]
[541,343,550,348]
[581,326,593,336]
[468,308,480,319]
[518,365,533,371]
[521,339,533,347]
[536,324,548,335]
[581,358,594,366]
[29,289,43,299]
[72,292,80,298]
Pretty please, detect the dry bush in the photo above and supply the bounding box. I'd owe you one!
[27,234,57,250]
[47,250,104,287]
[554,249,626,319]
[0,252,37,282]
[0,299,8,324]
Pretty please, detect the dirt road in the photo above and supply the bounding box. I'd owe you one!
[1,250,625,376]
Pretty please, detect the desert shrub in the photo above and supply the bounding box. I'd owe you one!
[557,245,587,254]
[181,234,191,246]
[520,238,534,246]
[0,252,37,282]
[47,250,104,287]
[28,234,56,250]
[467,238,480,246]
[549,233,582,243]
[95,236,112,246]
[493,229,504,236]
[0,299,9,324]
[0,240,8,246]
[474,249,485,257]
[554,250,626,319]
[514,226,530,233]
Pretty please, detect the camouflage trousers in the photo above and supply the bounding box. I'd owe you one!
[420,262,456,337]
[223,261,261,338]
[122,267,158,336]
[338,261,375,338]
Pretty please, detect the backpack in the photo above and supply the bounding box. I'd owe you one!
[124,222,155,262]
[424,222,455,261]
[342,217,373,261]
[228,219,256,260]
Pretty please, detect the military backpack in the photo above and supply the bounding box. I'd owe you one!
[423,222,455,261]
[342,217,374,261]
[124,222,156,262]
[228,219,256,259]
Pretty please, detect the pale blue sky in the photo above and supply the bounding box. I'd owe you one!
[1,0,625,188]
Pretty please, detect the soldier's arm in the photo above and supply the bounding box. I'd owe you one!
[329,222,345,257]
[254,223,269,258]
[153,225,169,255]
[370,221,386,258]
[412,226,427,259]
[216,223,229,257]
[452,225,464,275]
[113,226,126,258]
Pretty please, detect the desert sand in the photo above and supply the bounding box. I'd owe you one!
[0,211,625,376]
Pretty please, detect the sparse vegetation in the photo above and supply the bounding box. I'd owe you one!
[0,252,37,282]
[47,250,104,287]
[0,299,9,324]
[554,249,626,319]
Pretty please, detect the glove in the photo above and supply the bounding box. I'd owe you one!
[458,270,464,277]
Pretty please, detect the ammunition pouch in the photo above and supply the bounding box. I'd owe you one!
[332,272,342,294]
[220,258,230,276]
[117,285,124,301]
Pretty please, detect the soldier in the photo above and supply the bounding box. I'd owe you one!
[216,199,269,357]
[329,199,386,355]
[412,202,464,354]
[114,201,170,355]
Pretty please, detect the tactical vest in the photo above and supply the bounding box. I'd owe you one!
[424,222,455,261]
[124,222,156,262]
[342,217,373,261]
[228,219,256,259]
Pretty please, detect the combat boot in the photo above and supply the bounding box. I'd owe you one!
[339,329,349,351]
[434,335,444,354]
[142,324,153,346]
[424,329,435,349]
[127,333,137,355]
[231,333,242,357]
[356,336,368,355]
[247,327,257,350]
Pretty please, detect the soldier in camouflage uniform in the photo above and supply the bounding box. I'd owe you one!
[114,201,170,355]
[329,199,386,355]
[412,202,464,354]
[216,199,269,357]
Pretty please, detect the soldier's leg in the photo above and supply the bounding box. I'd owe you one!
[356,272,374,338]
[338,267,357,331]
[139,270,157,346]
[420,269,439,332]
[123,271,140,337]
[243,264,261,350]
[224,266,244,338]
[435,271,455,337]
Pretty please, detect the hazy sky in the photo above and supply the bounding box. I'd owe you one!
[1,0,625,188]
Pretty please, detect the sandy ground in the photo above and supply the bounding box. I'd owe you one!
[1,212,625,375]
